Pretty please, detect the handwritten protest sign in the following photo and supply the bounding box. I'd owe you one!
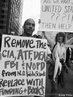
[40,0,73,32]
[0,34,47,96]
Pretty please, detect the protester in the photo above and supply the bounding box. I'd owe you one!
[7,18,35,97]
[23,18,35,97]
[51,32,69,94]
[45,32,68,97]
[14,18,35,97]
[22,18,35,37]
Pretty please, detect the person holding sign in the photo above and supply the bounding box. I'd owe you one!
[17,18,35,97]
[22,18,35,37]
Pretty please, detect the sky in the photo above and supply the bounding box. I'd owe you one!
[22,0,41,34]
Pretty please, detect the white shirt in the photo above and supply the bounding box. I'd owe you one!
[53,42,66,62]
[53,42,66,81]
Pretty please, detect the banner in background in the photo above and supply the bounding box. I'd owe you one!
[40,0,73,32]
[0,35,47,96]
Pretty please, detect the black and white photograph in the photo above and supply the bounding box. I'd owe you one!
[0,0,73,97]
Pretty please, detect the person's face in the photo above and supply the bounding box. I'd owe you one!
[24,19,35,36]
[57,36,63,43]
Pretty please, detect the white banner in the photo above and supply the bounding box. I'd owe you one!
[0,35,47,96]
[40,0,73,32]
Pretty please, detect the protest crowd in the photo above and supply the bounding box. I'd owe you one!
[0,18,73,97]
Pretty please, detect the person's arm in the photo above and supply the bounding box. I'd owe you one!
[42,31,55,49]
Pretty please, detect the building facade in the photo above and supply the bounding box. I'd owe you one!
[0,0,9,35]
[10,0,23,35]
[0,0,23,36]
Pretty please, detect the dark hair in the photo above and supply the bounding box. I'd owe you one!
[23,18,35,28]
[55,32,66,43]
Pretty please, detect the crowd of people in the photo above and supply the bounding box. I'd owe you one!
[0,18,73,97]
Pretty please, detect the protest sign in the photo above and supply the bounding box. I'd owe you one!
[40,0,73,32]
[0,34,47,96]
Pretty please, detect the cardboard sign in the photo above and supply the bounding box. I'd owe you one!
[0,35,47,96]
[40,0,73,32]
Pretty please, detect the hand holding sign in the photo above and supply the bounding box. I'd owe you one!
[0,35,47,96]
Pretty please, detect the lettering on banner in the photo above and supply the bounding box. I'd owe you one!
[40,0,73,31]
[0,35,47,96]
[26,78,44,95]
